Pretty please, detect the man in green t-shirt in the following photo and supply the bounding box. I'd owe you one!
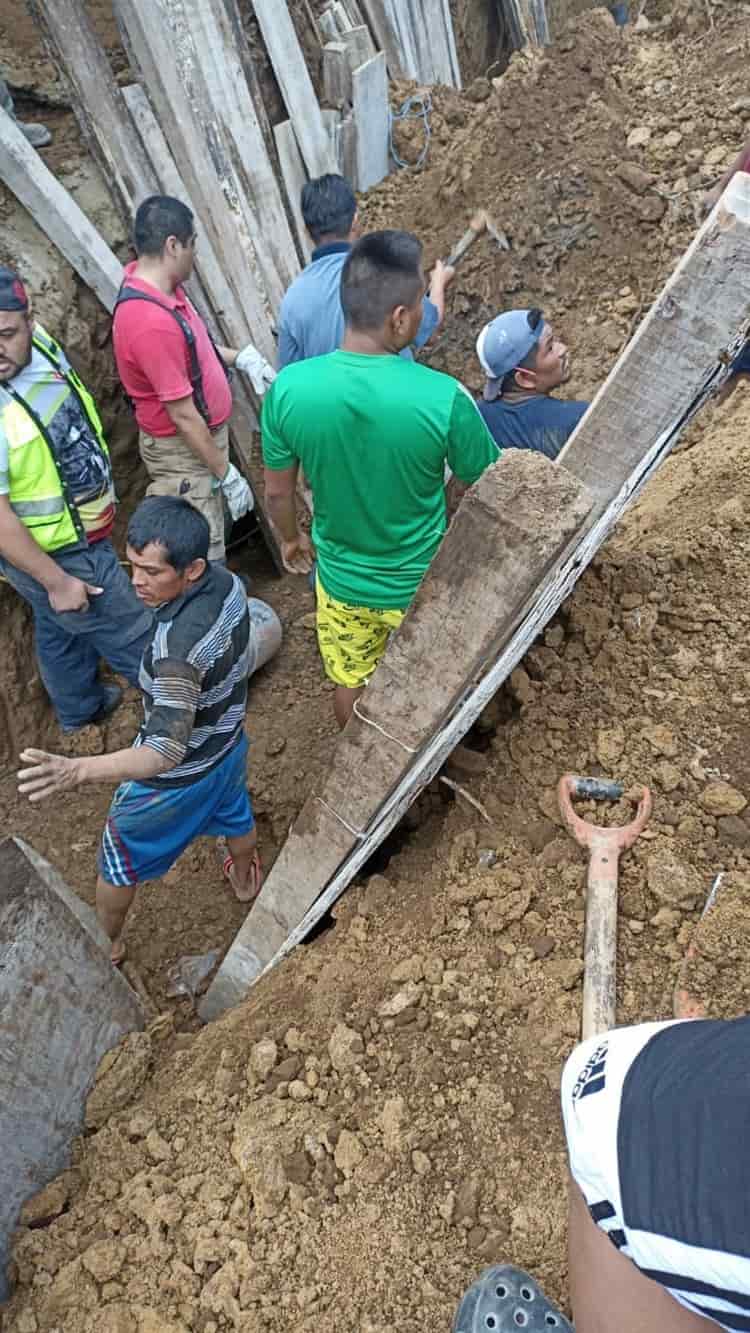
[262,229,499,727]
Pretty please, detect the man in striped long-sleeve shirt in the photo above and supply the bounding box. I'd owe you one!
[17,495,267,964]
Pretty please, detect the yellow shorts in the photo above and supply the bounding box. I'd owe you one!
[315,577,405,689]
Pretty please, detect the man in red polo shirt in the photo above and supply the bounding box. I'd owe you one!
[113,195,275,562]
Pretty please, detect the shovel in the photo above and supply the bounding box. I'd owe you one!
[558,774,652,1039]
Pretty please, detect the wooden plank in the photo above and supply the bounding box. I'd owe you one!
[352,52,390,192]
[440,0,462,87]
[113,0,277,360]
[499,0,550,48]
[273,120,313,264]
[122,85,254,346]
[180,0,299,312]
[249,0,336,178]
[0,110,122,312]
[331,1,352,30]
[341,24,376,71]
[318,7,340,41]
[26,0,157,223]
[201,172,750,1020]
[357,0,407,79]
[338,112,357,183]
[200,456,592,1019]
[322,42,351,108]
[341,0,367,27]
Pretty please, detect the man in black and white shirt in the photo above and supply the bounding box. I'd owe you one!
[17,495,280,964]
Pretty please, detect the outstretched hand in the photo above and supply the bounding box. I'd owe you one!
[18,749,81,802]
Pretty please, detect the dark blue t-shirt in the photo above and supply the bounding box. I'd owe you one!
[477,395,589,460]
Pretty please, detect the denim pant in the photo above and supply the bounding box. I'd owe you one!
[1,539,154,729]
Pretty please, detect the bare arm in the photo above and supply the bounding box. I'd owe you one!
[0,495,101,612]
[163,395,228,478]
[18,743,172,803]
[264,464,314,574]
[704,137,750,212]
[426,260,455,331]
[217,345,238,366]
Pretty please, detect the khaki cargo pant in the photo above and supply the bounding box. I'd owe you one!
[139,423,229,561]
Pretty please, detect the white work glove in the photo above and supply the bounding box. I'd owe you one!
[219,463,254,521]
[235,343,276,396]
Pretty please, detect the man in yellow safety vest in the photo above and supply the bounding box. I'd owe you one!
[0,266,153,731]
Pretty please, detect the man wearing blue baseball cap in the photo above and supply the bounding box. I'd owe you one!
[475,308,589,460]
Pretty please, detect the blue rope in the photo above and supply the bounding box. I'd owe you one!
[389,92,432,171]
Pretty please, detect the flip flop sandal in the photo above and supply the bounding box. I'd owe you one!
[222,849,263,903]
[453,1265,573,1333]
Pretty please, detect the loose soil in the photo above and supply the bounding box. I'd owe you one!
[2,4,750,1333]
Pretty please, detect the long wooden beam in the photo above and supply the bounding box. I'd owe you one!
[26,0,157,223]
[498,0,549,49]
[0,110,122,311]
[200,173,750,1019]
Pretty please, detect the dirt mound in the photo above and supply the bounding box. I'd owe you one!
[679,872,750,1020]
[368,6,739,399]
[4,368,750,1333]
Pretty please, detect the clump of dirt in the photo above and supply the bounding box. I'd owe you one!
[679,873,750,1020]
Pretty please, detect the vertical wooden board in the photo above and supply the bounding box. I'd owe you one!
[341,24,376,71]
[322,41,351,107]
[114,0,276,360]
[341,0,367,27]
[0,111,122,312]
[440,0,462,87]
[331,1,352,30]
[352,52,390,192]
[321,107,343,169]
[250,0,336,178]
[122,84,254,345]
[318,7,340,40]
[559,173,750,513]
[385,0,420,77]
[26,0,157,222]
[273,120,313,263]
[357,0,407,78]
[185,0,299,310]
[339,112,357,184]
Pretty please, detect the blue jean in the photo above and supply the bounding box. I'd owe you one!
[1,539,154,729]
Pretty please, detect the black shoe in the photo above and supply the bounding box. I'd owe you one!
[62,683,123,734]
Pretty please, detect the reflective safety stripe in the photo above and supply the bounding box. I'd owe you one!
[11,496,66,517]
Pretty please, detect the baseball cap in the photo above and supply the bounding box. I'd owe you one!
[476,309,542,402]
[0,266,29,312]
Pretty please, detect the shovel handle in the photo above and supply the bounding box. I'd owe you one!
[582,840,620,1040]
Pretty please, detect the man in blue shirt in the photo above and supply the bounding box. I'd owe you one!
[475,308,589,460]
[278,173,453,367]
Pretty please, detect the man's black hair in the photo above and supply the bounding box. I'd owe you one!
[501,307,544,396]
[133,195,195,257]
[341,230,423,333]
[127,496,209,570]
[301,174,357,243]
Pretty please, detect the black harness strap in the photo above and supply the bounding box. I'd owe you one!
[114,285,230,425]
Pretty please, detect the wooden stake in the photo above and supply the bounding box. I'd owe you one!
[201,172,750,1020]
[0,110,122,312]
[498,0,550,49]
